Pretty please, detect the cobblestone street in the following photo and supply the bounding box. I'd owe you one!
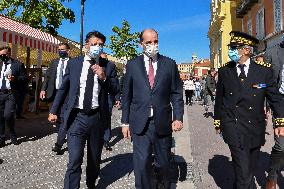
[0,106,193,189]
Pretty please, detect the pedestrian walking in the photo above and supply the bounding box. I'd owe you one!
[40,43,71,154]
[0,46,27,147]
[121,28,184,189]
[194,77,201,101]
[204,68,216,116]
[184,76,195,105]
[48,30,119,189]
[214,31,284,189]
[265,37,284,189]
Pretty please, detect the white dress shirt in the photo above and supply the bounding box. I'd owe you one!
[144,54,158,76]
[55,58,69,89]
[279,64,284,94]
[0,60,12,89]
[236,58,250,77]
[75,56,100,109]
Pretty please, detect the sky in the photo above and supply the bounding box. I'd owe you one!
[58,0,211,64]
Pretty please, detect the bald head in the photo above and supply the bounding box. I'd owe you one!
[139,29,158,43]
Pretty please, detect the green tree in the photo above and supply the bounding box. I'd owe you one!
[0,0,75,35]
[109,20,140,61]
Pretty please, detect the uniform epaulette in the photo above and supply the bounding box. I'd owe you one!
[218,62,230,68]
[255,60,271,68]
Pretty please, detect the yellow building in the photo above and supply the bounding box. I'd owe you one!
[208,0,242,69]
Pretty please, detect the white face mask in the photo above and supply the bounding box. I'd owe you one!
[144,44,158,58]
[89,45,103,58]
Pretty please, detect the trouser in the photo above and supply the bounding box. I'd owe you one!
[132,117,172,189]
[55,101,67,147]
[185,90,194,104]
[64,109,104,189]
[15,91,26,117]
[103,104,113,143]
[195,89,201,100]
[229,145,260,189]
[0,91,16,143]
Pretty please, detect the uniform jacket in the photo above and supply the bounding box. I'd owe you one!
[50,56,119,129]
[214,60,284,148]
[121,54,184,135]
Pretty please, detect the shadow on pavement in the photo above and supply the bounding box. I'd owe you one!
[109,127,123,147]
[97,153,133,189]
[169,155,188,189]
[14,112,57,144]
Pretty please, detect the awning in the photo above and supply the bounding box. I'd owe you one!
[0,15,60,53]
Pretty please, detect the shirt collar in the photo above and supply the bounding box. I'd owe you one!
[143,54,158,62]
[60,57,69,61]
[84,55,92,62]
[236,58,250,68]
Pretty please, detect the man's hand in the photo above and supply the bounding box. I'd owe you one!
[114,100,120,108]
[7,75,14,81]
[91,64,106,81]
[172,120,183,132]
[215,127,221,134]
[48,113,57,123]
[122,126,131,139]
[40,91,46,100]
[275,127,284,137]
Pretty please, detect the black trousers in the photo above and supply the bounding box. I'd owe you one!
[0,91,16,143]
[185,90,194,104]
[229,145,260,189]
[64,109,104,189]
[132,118,172,189]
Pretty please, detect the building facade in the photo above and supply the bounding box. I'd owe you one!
[193,59,211,77]
[237,0,284,59]
[208,0,242,69]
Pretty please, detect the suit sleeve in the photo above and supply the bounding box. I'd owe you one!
[214,69,224,128]
[265,67,284,127]
[13,62,27,83]
[99,62,119,96]
[121,62,133,124]
[49,63,70,115]
[170,62,184,122]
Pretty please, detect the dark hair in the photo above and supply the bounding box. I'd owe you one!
[85,30,106,43]
[139,28,158,42]
[58,42,70,50]
[0,46,11,52]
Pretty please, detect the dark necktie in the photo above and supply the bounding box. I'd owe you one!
[58,59,65,87]
[238,64,246,81]
[83,62,95,113]
[1,63,8,89]
[148,58,154,89]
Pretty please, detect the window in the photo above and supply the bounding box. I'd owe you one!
[256,8,265,39]
[247,18,252,35]
[274,0,283,32]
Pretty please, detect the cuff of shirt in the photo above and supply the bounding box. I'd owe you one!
[122,123,129,127]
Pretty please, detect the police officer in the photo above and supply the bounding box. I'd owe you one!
[214,31,284,189]
[265,37,284,189]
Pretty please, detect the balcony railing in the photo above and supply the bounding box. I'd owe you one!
[236,0,259,18]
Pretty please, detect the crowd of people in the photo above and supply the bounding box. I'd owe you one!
[0,28,284,189]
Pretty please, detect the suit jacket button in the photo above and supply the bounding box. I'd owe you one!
[253,94,256,97]
[236,105,239,108]
[230,92,233,95]
[249,106,253,110]
[248,121,251,124]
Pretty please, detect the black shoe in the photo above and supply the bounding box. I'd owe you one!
[104,141,112,151]
[11,138,18,145]
[0,141,5,148]
[52,143,62,154]
[0,159,3,164]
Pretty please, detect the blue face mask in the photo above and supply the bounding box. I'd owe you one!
[89,45,103,58]
[58,50,68,58]
[228,48,240,62]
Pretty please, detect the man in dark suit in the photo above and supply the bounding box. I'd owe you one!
[0,46,27,147]
[48,30,119,189]
[214,31,284,189]
[265,39,284,189]
[121,29,184,189]
[40,43,71,154]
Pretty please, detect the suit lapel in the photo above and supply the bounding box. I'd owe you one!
[138,55,151,89]
[152,54,165,91]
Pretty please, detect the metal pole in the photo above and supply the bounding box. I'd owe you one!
[80,0,85,55]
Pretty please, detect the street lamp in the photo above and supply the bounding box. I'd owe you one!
[80,0,86,55]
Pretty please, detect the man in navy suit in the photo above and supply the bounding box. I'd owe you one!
[0,46,27,147]
[48,31,119,189]
[40,43,71,154]
[121,29,184,189]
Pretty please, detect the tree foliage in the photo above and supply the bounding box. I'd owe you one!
[109,20,140,61]
[0,0,75,35]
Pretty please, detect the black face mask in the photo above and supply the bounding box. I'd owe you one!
[0,54,9,62]
[58,51,68,58]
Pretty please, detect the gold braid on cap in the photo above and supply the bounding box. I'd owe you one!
[214,120,221,128]
[275,118,284,127]
[230,36,256,46]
